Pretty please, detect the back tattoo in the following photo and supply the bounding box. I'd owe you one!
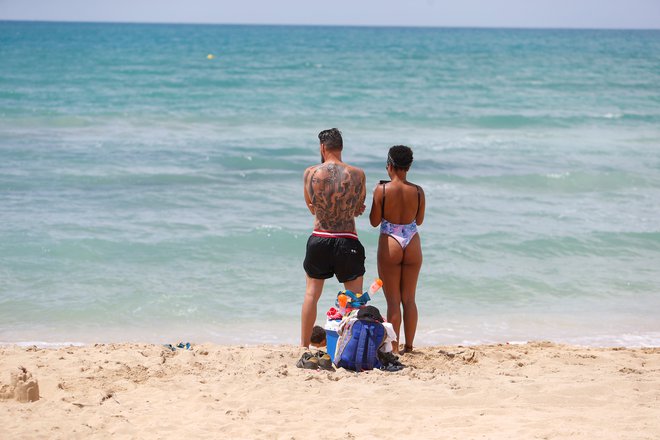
[306,163,363,231]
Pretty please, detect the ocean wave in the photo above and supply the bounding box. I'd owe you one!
[2,109,659,134]
[469,171,655,192]
[468,113,660,129]
[499,231,660,258]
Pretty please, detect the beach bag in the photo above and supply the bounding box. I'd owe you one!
[335,319,386,371]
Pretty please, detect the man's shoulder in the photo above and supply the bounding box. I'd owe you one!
[305,162,364,180]
[343,163,365,177]
[303,164,322,177]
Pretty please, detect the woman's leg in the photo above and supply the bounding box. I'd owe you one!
[377,234,404,351]
[400,234,422,352]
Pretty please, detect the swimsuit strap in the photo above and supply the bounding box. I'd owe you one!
[381,183,386,219]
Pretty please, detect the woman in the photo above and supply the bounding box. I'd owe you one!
[369,145,425,353]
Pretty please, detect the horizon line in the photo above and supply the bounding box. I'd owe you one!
[1,18,659,32]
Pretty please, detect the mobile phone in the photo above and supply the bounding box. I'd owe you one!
[379,180,391,184]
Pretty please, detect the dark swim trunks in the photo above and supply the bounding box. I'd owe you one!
[303,232,366,283]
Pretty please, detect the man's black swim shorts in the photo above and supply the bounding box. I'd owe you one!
[303,235,365,283]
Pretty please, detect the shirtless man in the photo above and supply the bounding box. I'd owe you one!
[301,128,366,347]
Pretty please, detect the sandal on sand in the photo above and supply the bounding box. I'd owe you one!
[296,352,319,370]
[378,351,405,372]
[381,363,405,372]
[164,342,192,351]
[316,352,335,372]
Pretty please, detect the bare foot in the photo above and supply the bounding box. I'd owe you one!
[399,345,414,355]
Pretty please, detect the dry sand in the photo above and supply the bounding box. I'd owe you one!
[1,342,658,439]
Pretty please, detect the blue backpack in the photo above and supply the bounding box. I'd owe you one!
[335,319,386,371]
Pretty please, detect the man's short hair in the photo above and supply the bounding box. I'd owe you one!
[318,128,343,151]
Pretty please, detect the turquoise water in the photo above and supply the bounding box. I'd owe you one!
[1,21,659,346]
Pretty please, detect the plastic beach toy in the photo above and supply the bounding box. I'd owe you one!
[337,293,349,311]
[368,278,383,296]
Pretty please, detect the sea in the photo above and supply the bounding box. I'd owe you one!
[1,21,659,347]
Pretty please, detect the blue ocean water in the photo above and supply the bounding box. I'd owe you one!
[1,21,659,346]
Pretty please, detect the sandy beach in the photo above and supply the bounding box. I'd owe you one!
[1,342,658,439]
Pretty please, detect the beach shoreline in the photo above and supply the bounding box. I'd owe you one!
[1,341,658,439]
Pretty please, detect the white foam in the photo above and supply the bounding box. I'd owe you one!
[546,172,570,179]
[563,332,660,348]
[0,341,86,348]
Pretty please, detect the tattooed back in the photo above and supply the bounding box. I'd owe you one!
[304,162,366,232]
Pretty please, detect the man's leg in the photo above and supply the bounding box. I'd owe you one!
[340,238,366,297]
[343,276,364,298]
[301,275,325,347]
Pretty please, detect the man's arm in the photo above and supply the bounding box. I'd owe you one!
[354,169,366,217]
[303,166,315,215]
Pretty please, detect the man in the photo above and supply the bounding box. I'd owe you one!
[301,128,366,347]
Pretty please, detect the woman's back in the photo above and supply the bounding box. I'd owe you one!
[380,181,423,225]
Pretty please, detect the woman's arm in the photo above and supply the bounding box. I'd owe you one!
[369,184,383,227]
[416,186,425,226]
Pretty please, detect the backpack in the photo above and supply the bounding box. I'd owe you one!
[335,319,386,371]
